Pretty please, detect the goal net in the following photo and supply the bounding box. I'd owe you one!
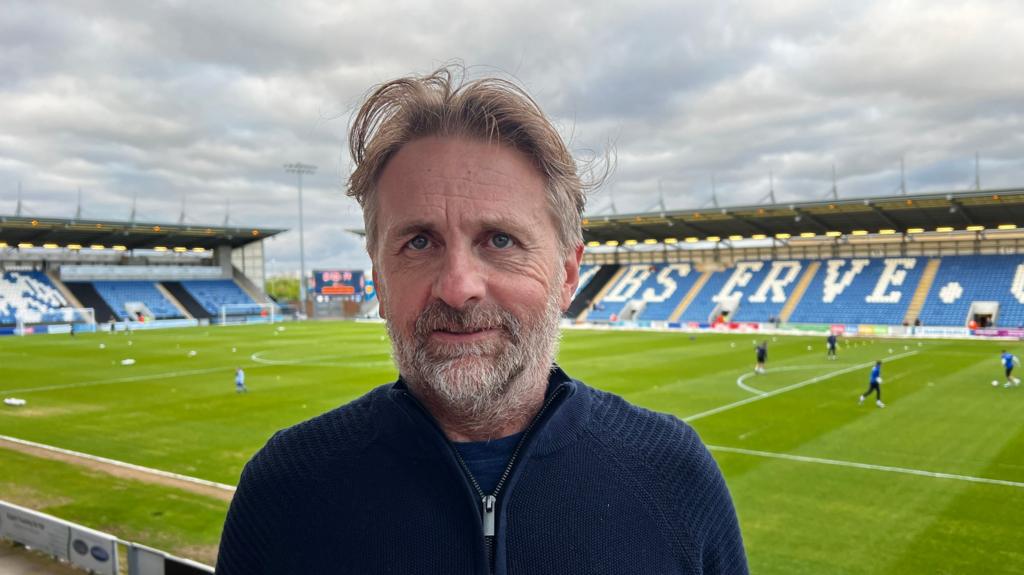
[218,303,280,325]
[14,307,95,335]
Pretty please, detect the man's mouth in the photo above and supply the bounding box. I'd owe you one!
[437,326,490,334]
[430,326,500,341]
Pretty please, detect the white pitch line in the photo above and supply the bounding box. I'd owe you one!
[0,434,235,492]
[250,350,392,369]
[1,366,237,395]
[686,350,919,422]
[735,372,766,395]
[708,444,1024,489]
[734,365,834,396]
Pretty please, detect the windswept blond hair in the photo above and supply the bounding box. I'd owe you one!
[347,65,587,257]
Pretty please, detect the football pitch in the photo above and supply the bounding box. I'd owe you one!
[1,321,1022,573]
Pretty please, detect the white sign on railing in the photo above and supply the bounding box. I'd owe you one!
[1,500,213,575]
[0,501,71,561]
[69,524,119,575]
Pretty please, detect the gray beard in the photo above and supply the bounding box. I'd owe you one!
[386,286,564,436]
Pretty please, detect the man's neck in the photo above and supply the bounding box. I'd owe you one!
[412,378,548,443]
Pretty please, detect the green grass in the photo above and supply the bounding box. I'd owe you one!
[1,322,1023,572]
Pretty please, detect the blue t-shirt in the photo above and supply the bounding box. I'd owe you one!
[827,335,837,347]
[452,432,524,495]
[1002,353,1016,369]
[870,364,881,384]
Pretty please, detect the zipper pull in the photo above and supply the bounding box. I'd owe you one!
[481,495,496,537]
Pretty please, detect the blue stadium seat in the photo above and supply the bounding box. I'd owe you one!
[788,258,925,325]
[588,263,700,322]
[573,264,600,299]
[918,255,1024,327]
[181,280,259,316]
[577,255,1024,326]
[0,271,78,325]
[91,281,183,320]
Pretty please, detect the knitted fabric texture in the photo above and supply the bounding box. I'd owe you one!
[216,368,747,574]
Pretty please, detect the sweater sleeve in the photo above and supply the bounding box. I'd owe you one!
[215,433,290,575]
[695,443,748,574]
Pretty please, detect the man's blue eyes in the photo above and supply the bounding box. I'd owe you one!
[405,234,514,250]
[490,233,513,248]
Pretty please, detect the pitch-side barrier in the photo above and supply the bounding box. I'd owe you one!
[0,500,213,574]
[566,319,1019,341]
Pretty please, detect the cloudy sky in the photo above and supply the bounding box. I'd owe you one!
[3,0,1023,274]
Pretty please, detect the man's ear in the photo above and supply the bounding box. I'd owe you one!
[559,244,584,311]
[372,265,386,319]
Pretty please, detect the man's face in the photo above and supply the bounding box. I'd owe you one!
[372,136,581,420]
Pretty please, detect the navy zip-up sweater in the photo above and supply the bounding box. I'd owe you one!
[216,367,748,574]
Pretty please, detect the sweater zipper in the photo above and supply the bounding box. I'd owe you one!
[446,385,567,574]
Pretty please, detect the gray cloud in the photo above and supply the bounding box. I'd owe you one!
[2,0,1022,273]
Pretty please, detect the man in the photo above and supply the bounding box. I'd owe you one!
[217,66,746,574]
[1000,350,1020,388]
[859,360,885,408]
[234,367,247,393]
[826,333,838,360]
[755,340,767,374]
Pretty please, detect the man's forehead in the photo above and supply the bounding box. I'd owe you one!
[380,137,545,190]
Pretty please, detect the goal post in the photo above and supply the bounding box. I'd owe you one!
[13,307,95,335]
[68,307,96,325]
[218,303,279,325]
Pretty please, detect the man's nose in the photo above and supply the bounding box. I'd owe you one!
[431,243,486,309]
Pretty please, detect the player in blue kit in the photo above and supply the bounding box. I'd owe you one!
[826,333,838,360]
[859,360,885,408]
[1000,350,1020,388]
[235,367,248,393]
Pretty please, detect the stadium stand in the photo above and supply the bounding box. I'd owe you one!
[0,271,76,325]
[918,255,1024,328]
[788,258,926,325]
[678,267,735,323]
[565,264,619,319]
[585,263,702,322]
[89,281,183,320]
[162,281,211,319]
[63,282,116,323]
[637,264,704,321]
[574,255,1024,327]
[181,280,260,316]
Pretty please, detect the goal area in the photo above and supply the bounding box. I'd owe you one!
[218,303,280,325]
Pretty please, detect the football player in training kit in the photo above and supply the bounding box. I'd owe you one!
[755,341,768,374]
[859,360,885,408]
[1000,350,1020,388]
[826,333,838,360]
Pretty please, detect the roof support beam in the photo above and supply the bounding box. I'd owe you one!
[868,205,902,231]
[949,200,976,226]
[792,209,831,232]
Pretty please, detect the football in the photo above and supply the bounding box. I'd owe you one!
[992,380,1000,386]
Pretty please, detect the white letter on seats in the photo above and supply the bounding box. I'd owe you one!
[603,266,651,302]
[822,259,869,303]
[642,264,691,303]
[866,258,917,303]
[1012,265,1024,304]
[714,262,764,303]
[748,261,802,303]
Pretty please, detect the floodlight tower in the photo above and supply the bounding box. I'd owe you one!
[284,162,317,311]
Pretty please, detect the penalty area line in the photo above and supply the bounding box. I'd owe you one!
[708,444,1024,489]
[686,350,919,422]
